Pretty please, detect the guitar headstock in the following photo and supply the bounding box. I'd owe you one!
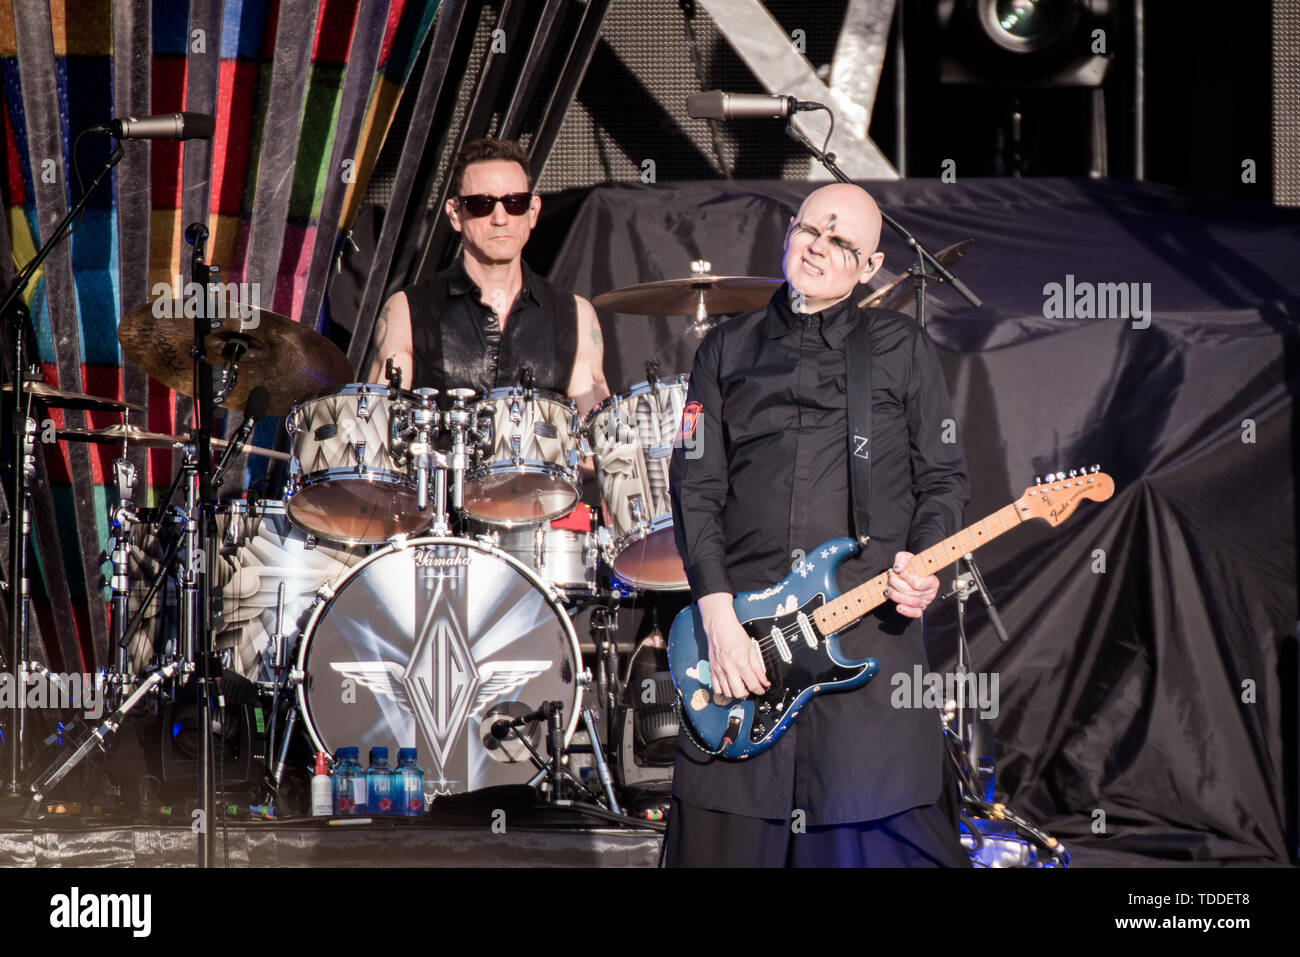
[1018,465,1115,527]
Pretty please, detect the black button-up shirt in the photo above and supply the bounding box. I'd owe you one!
[668,287,969,823]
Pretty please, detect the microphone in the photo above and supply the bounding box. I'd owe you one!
[92,112,216,141]
[685,91,824,121]
[489,702,561,739]
[211,386,270,489]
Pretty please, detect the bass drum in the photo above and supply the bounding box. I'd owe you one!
[296,538,582,799]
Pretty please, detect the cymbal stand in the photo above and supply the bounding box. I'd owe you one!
[2,406,35,790]
[106,457,139,702]
[184,222,220,867]
[1,137,123,794]
[687,261,718,338]
[260,581,296,809]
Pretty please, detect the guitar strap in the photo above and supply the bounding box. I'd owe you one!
[846,306,872,545]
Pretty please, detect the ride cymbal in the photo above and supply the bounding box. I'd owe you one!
[118,299,354,415]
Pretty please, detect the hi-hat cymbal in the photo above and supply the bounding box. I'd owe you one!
[594,275,782,316]
[4,380,144,413]
[859,240,974,312]
[118,299,354,415]
[57,423,290,461]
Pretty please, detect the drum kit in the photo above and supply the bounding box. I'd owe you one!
[10,257,784,823]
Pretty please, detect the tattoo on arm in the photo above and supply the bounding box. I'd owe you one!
[374,303,391,348]
[590,321,602,347]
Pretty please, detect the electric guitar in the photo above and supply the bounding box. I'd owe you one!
[667,468,1115,759]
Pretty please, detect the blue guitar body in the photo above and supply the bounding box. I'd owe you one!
[666,537,880,760]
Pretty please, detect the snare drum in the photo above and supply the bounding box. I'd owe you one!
[464,386,581,525]
[285,384,429,544]
[474,503,598,600]
[585,376,689,590]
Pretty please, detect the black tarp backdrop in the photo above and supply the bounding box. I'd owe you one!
[331,178,1299,863]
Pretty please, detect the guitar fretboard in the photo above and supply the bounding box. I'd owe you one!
[813,502,1025,635]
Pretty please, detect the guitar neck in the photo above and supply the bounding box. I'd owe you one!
[813,501,1025,635]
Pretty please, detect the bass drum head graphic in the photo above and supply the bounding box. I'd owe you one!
[296,538,581,801]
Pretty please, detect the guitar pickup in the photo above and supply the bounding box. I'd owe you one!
[767,627,792,664]
[796,612,818,649]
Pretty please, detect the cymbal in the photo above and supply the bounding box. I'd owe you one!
[859,240,973,312]
[57,424,188,449]
[4,380,144,413]
[57,423,291,461]
[118,299,354,416]
[594,275,782,317]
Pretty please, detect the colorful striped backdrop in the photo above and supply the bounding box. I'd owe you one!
[0,0,439,672]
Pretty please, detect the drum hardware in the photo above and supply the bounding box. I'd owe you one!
[19,659,183,820]
[212,334,252,405]
[579,706,622,814]
[2,135,125,795]
[211,385,271,491]
[443,388,479,512]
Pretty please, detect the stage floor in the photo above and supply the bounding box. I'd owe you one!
[0,817,664,867]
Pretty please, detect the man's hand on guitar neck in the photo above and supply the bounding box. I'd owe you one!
[698,593,771,701]
[885,551,940,619]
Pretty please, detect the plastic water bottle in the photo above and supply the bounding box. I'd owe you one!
[367,747,396,814]
[393,747,425,817]
[333,747,367,814]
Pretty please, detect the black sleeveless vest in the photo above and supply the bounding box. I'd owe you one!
[407,258,578,395]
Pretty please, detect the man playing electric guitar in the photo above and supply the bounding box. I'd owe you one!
[666,183,971,867]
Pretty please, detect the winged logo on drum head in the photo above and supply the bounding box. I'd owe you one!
[330,658,553,774]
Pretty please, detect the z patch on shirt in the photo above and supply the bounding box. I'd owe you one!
[679,400,703,444]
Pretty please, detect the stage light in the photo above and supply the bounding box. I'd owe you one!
[982,0,1079,54]
[938,0,1111,87]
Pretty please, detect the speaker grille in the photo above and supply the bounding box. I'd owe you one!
[1275,0,1300,206]
[537,0,850,191]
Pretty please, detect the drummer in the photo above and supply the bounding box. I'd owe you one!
[364,136,610,418]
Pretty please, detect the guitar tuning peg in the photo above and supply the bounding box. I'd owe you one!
[1056,471,1066,481]
[1091,464,1099,473]
[1068,469,1077,478]
[1034,475,1042,485]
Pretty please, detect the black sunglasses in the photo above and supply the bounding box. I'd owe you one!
[456,192,533,217]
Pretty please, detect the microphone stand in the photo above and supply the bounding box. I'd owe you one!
[783,122,983,326]
[1,138,124,796]
[185,222,218,867]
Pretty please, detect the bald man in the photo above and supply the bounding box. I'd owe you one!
[666,184,971,867]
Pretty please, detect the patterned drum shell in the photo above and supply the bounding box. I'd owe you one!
[285,383,427,544]
[585,376,690,590]
[464,387,581,526]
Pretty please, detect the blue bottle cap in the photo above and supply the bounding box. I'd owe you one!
[369,746,388,762]
[398,747,418,761]
[337,746,359,760]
